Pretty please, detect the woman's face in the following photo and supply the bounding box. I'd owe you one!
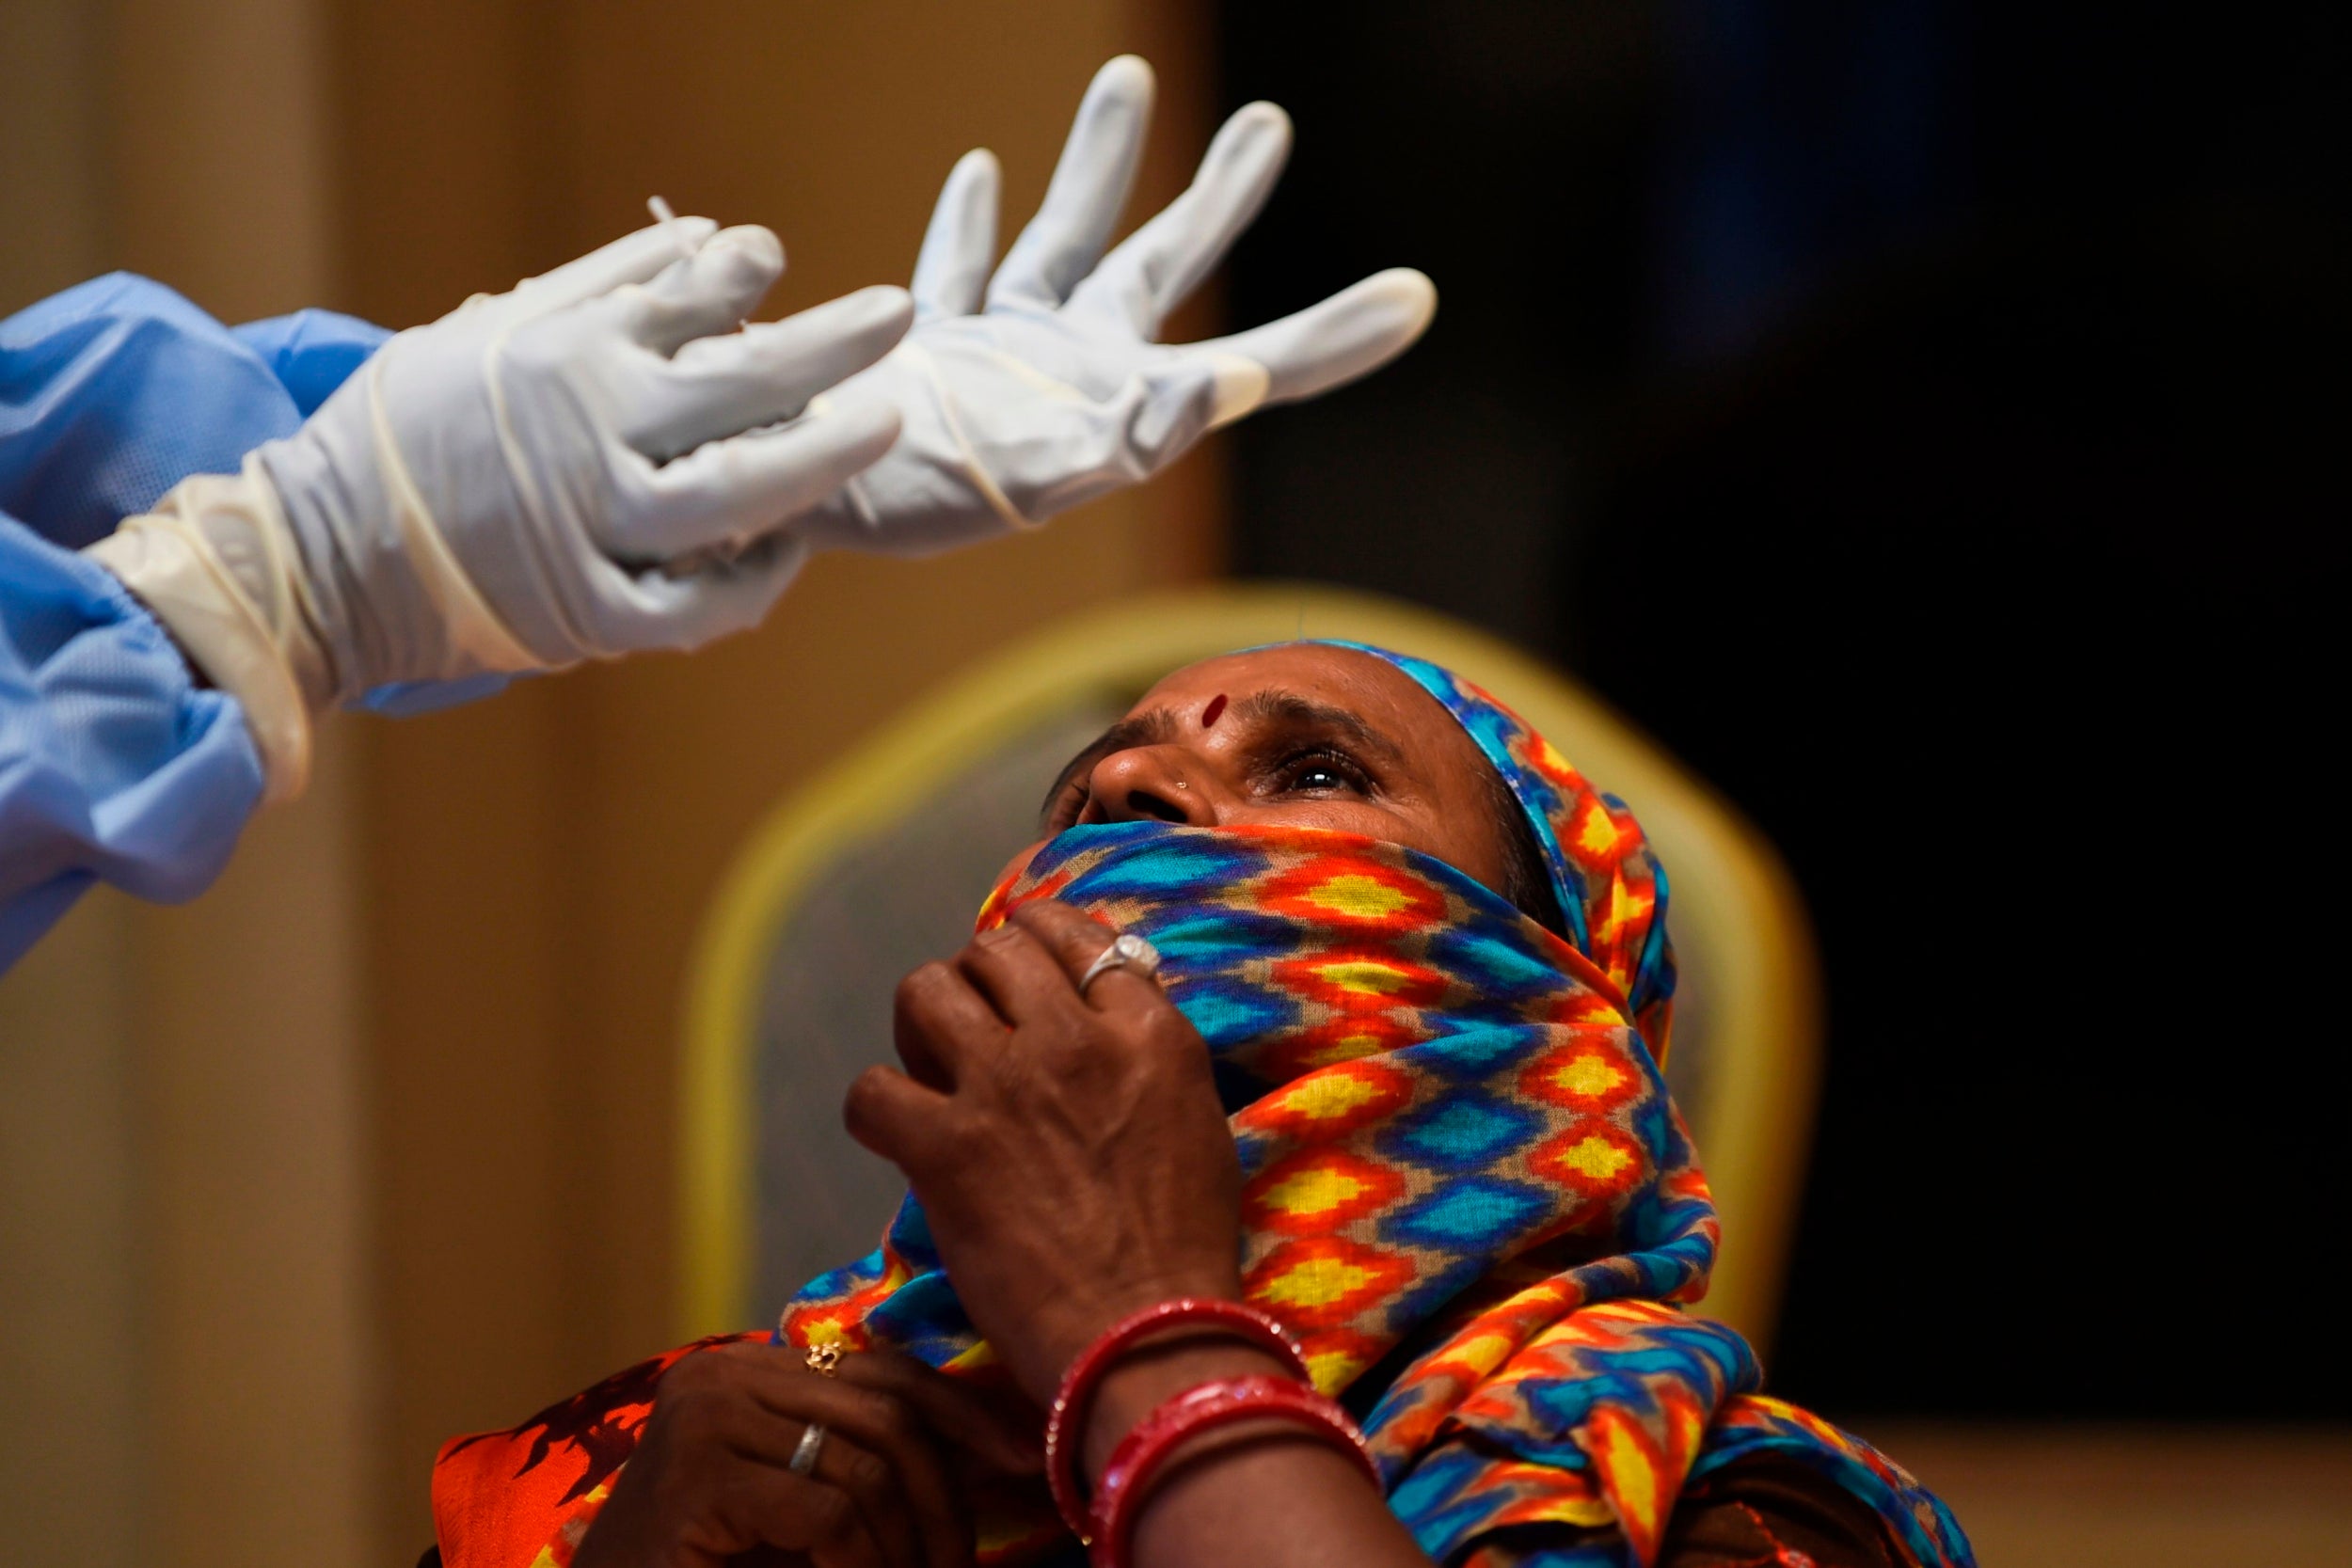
[999,643,1516,895]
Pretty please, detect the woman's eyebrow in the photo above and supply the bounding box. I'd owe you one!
[1039,707,1180,820]
[1232,689,1408,765]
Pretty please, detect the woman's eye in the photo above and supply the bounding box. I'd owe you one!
[1273,751,1367,795]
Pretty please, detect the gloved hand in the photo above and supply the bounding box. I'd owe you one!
[788,55,1438,558]
[88,219,913,800]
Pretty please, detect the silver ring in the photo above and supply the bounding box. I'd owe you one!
[1078,932,1161,996]
[788,1421,827,1476]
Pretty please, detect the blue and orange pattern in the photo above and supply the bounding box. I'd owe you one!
[780,822,1966,1566]
[1311,641,1677,1033]
[430,645,1971,1568]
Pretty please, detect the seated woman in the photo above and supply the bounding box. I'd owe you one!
[429,641,1973,1568]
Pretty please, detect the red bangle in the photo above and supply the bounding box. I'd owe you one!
[1044,1299,1311,1539]
[1088,1375,1380,1568]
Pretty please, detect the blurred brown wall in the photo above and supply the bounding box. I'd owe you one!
[2,2,1223,1563]
[7,6,378,1567]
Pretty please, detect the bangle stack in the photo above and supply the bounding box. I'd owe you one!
[1043,1298,1380,1568]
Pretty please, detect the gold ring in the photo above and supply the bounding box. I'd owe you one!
[804,1343,842,1378]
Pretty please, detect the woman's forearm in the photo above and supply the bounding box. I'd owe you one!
[1083,1342,1432,1568]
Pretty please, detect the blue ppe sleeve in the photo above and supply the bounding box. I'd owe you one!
[232,307,391,418]
[3,273,315,546]
[0,273,501,970]
[351,671,527,715]
[0,515,264,972]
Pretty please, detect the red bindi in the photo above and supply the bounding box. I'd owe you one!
[1200,693,1228,728]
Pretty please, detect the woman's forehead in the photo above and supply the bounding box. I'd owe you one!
[1132,644,1492,785]
[1136,643,1434,719]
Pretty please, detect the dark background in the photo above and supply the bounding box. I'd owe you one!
[1219,0,2345,1418]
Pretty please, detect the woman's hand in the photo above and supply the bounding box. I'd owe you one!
[572,1342,1038,1568]
[847,905,1432,1568]
[845,901,1246,1406]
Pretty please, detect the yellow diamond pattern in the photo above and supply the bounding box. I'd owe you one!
[1557,1134,1634,1180]
[1305,1344,1368,1395]
[1274,1072,1387,1121]
[1301,873,1416,920]
[1553,1054,1625,1098]
[1579,807,1619,857]
[1262,1163,1371,1217]
[1312,958,1416,994]
[1260,1255,1378,1310]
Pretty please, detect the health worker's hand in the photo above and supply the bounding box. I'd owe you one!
[573,1341,1040,1568]
[788,55,1438,558]
[89,219,911,800]
[845,901,1247,1408]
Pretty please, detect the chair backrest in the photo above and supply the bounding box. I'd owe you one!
[679,584,1820,1351]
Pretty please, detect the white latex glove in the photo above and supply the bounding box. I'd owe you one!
[90,220,912,799]
[790,55,1438,557]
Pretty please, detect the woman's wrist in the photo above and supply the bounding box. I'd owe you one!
[1081,1338,1299,1483]
[1029,1270,1245,1402]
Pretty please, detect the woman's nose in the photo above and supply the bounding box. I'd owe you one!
[1087,746,1216,827]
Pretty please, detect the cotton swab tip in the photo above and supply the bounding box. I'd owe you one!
[646,195,697,261]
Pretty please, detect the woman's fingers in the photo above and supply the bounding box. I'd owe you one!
[842,1064,950,1170]
[741,1439,902,1568]
[893,959,1007,1088]
[1007,900,1164,1010]
[757,1368,967,1568]
[958,917,1100,1022]
[796,1480,887,1568]
[807,1433,927,1568]
[712,1347,964,1568]
[834,1397,969,1568]
[710,1465,884,1568]
[860,901,1234,1407]
[845,1351,1044,1479]
[580,1342,1008,1568]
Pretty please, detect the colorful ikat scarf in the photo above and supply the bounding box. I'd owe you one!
[429,646,1972,1568]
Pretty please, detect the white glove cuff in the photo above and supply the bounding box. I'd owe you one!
[86,455,327,803]
[368,353,543,676]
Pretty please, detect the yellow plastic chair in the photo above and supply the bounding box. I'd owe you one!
[679,584,1820,1352]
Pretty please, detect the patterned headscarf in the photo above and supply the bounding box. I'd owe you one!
[1314,642,1678,1033]
[430,644,1970,1568]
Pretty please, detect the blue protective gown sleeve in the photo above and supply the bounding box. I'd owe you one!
[0,275,389,546]
[0,275,391,971]
[0,517,264,969]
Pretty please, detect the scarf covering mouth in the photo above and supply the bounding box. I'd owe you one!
[428,648,1970,1568]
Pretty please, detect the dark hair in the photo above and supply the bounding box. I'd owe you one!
[1477,759,1568,938]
